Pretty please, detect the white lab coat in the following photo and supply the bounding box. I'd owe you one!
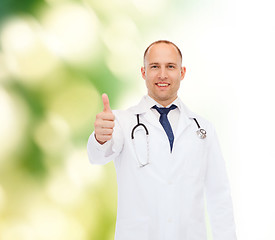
[87,96,237,240]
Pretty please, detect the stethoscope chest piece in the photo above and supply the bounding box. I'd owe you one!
[193,118,207,139]
[196,128,207,139]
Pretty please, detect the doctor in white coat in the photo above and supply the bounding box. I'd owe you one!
[87,40,237,240]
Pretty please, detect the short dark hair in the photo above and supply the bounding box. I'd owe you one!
[143,40,182,64]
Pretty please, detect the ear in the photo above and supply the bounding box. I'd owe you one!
[180,66,186,80]
[141,66,146,80]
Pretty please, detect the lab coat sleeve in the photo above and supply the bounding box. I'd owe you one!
[87,113,124,165]
[205,126,237,240]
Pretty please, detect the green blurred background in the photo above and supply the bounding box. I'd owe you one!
[1,0,273,239]
[0,0,211,239]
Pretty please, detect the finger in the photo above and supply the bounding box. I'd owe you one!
[101,121,115,128]
[95,120,114,130]
[95,129,113,141]
[102,93,111,112]
[95,134,110,144]
[101,112,115,121]
[96,112,115,121]
[98,135,112,142]
[98,128,114,135]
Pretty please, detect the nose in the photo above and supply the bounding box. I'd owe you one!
[158,66,168,79]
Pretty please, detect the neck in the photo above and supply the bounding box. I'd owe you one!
[149,95,177,108]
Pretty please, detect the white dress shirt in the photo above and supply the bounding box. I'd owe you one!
[145,95,181,134]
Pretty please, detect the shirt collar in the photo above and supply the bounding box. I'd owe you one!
[144,95,181,111]
[129,95,195,119]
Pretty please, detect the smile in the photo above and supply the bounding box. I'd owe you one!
[156,83,170,87]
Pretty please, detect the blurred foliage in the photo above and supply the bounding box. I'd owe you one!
[0,0,134,238]
[0,0,43,22]
[0,0,207,239]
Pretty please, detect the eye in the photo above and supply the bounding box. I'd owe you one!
[151,65,158,69]
[168,65,175,69]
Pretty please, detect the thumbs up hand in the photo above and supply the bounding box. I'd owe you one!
[94,94,115,144]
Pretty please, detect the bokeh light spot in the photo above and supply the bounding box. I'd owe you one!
[0,221,36,240]
[28,205,86,240]
[0,88,28,163]
[42,3,99,66]
[1,16,59,83]
[66,147,104,187]
[33,113,70,155]
[102,16,140,80]
[46,171,82,206]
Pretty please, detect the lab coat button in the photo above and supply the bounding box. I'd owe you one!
[168,218,172,223]
[168,181,173,185]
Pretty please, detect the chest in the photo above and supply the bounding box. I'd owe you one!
[119,113,209,181]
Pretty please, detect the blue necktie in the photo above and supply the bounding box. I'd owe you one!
[152,104,177,152]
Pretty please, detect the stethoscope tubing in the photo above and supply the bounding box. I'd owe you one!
[131,115,206,140]
[131,114,207,167]
[131,114,149,139]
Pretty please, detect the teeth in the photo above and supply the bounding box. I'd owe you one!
[157,83,168,87]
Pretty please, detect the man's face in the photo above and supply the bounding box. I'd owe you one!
[141,43,186,107]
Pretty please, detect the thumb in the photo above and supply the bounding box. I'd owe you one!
[102,93,112,112]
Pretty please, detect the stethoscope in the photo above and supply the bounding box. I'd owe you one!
[131,114,207,168]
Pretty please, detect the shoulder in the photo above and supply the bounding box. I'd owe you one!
[112,106,138,123]
[112,109,132,119]
[179,100,216,134]
[112,96,145,119]
[191,111,214,130]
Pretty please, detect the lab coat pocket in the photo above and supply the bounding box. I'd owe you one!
[115,217,149,240]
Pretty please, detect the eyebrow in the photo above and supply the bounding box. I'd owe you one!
[148,62,177,65]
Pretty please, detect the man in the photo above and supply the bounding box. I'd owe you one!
[87,40,237,240]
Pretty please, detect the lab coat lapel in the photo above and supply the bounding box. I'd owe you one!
[129,97,169,180]
[174,101,194,141]
[130,96,197,136]
[130,96,163,131]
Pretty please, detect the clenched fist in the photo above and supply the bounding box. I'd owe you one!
[94,93,115,144]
